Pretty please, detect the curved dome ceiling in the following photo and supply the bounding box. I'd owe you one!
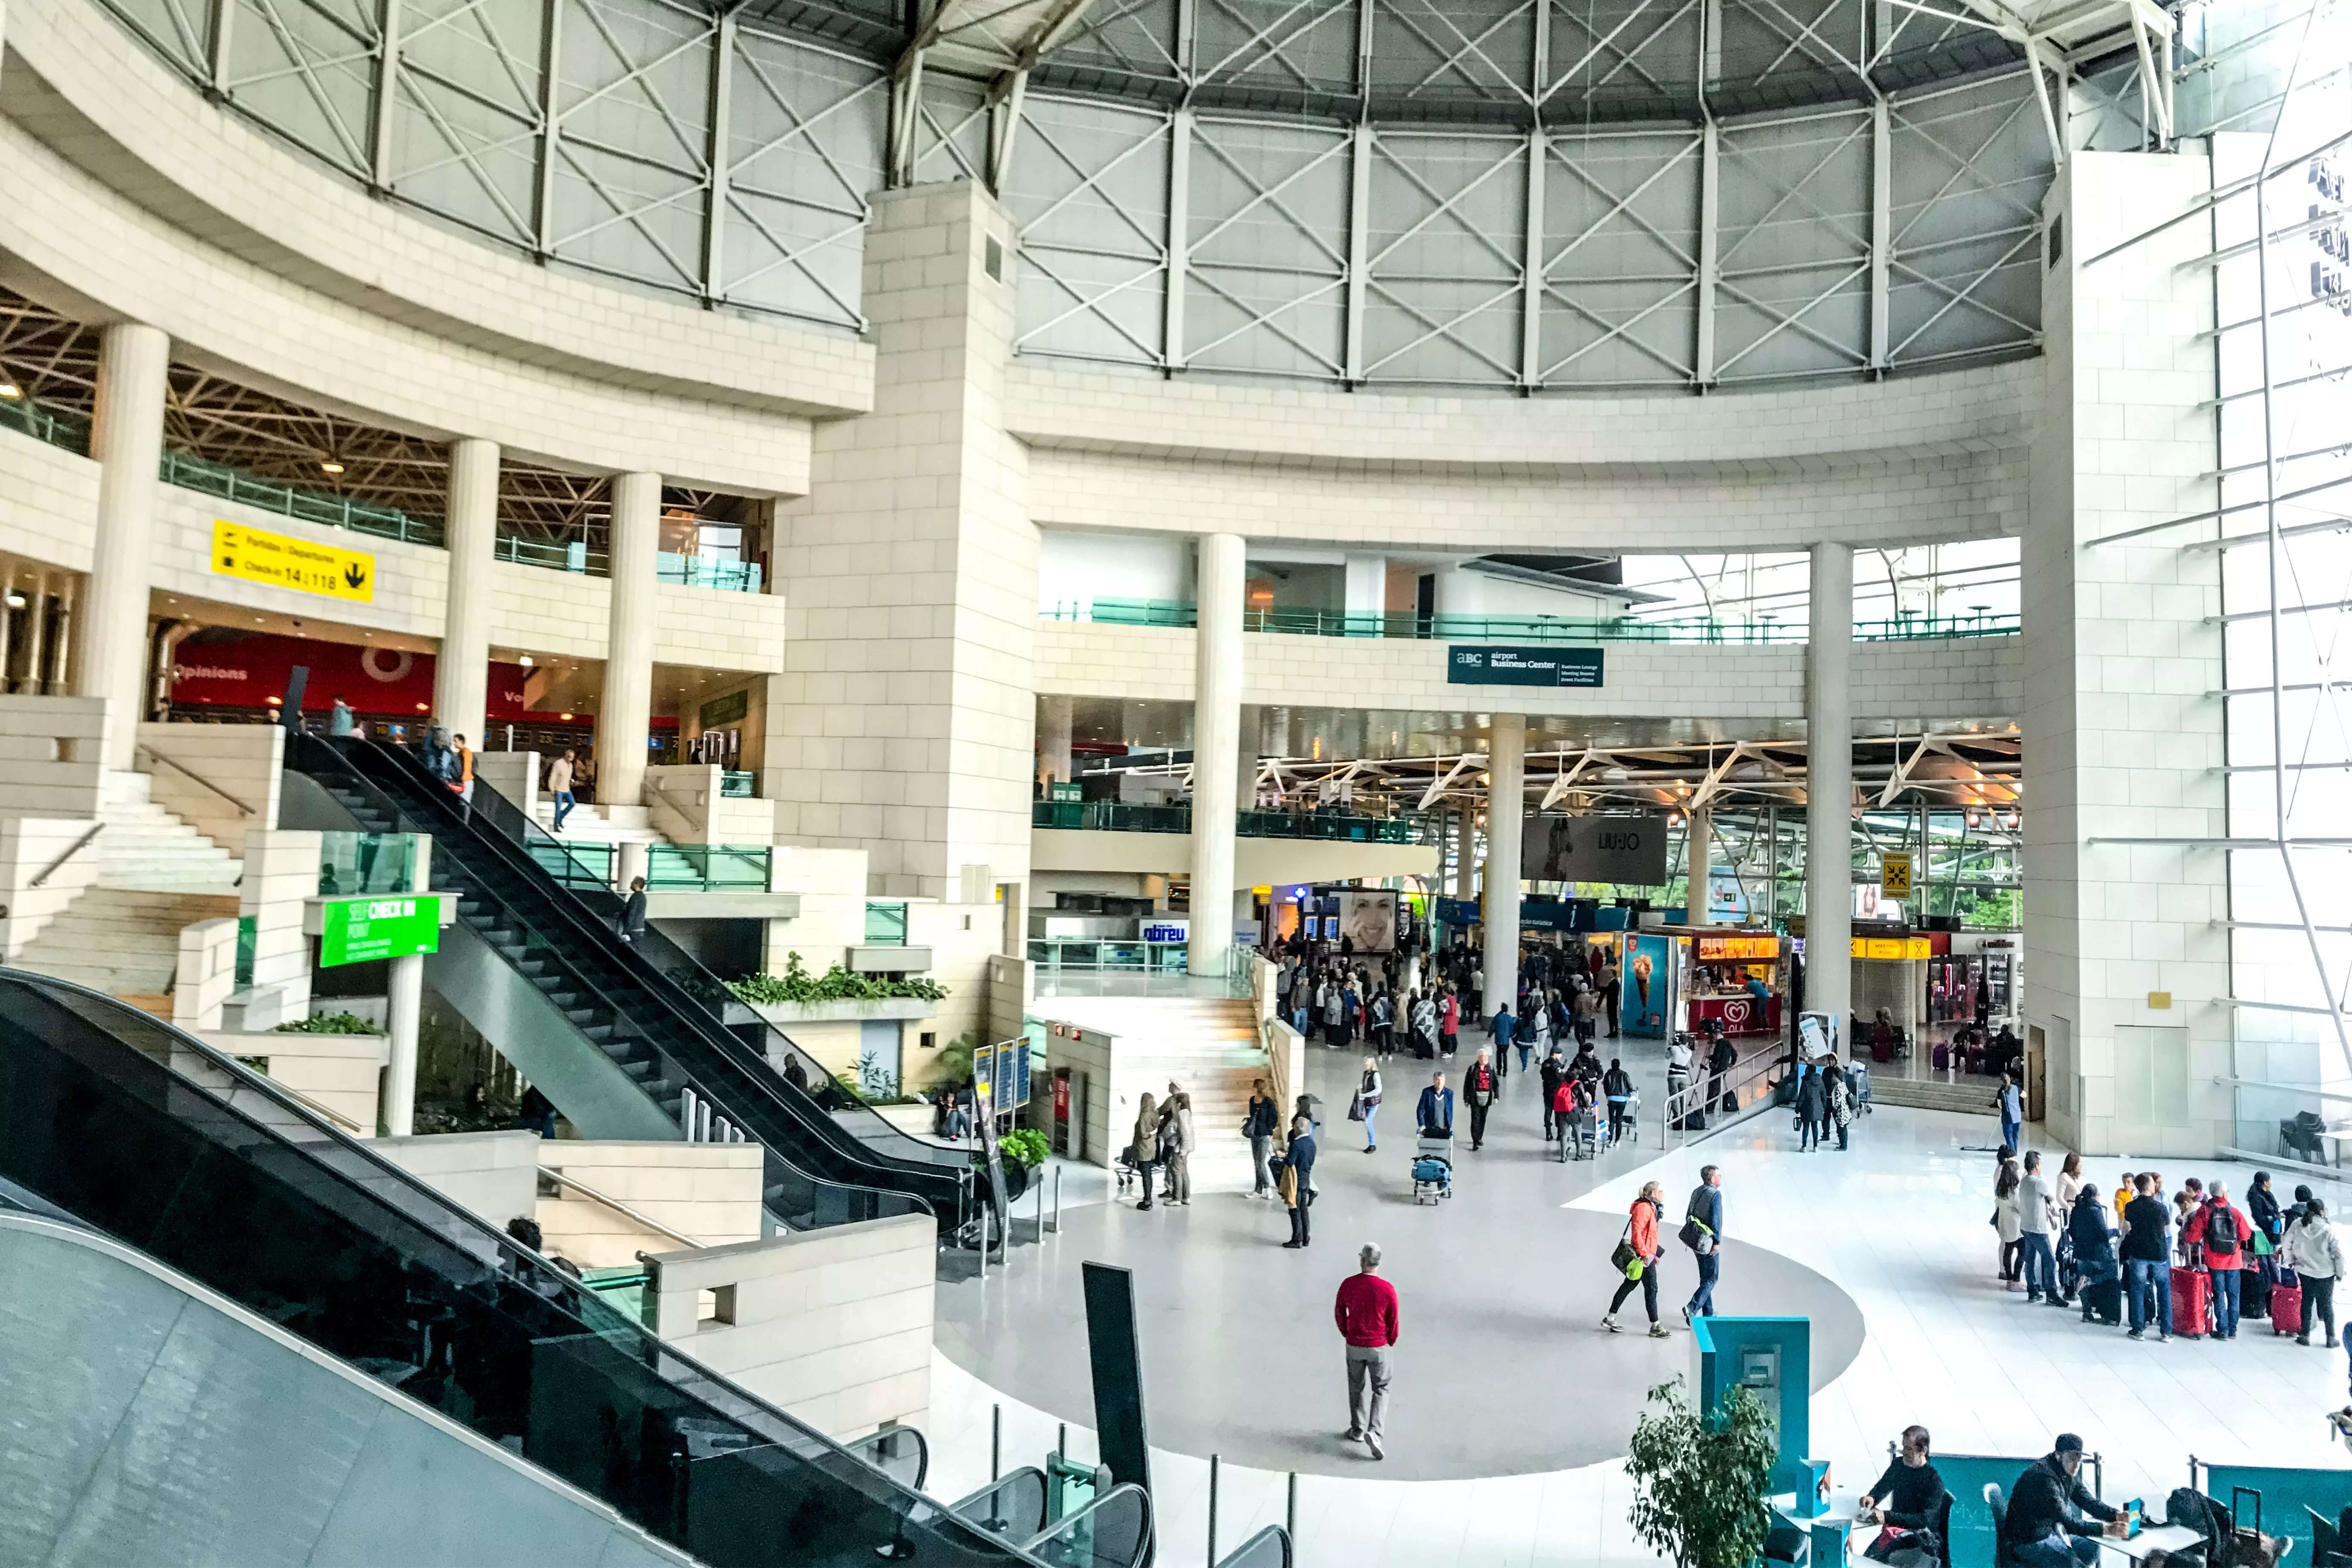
[755,0,2038,125]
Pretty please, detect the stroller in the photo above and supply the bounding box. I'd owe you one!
[1412,1133,1454,1203]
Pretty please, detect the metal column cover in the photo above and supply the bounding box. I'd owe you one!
[1482,713,1525,1025]
[597,471,662,808]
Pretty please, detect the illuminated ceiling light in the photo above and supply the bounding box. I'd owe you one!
[320,460,346,475]
[3,594,22,609]
[0,383,19,399]
[265,696,282,706]
[1965,808,1983,828]
[518,654,534,668]
[560,712,574,721]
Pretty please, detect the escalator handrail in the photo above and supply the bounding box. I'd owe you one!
[291,740,932,1228]
[0,967,1002,1542]
[1214,1525,1294,1568]
[325,736,955,1198]
[293,736,961,1221]
[948,1466,1050,1538]
[842,1423,931,1491]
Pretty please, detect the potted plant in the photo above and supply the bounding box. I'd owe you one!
[1625,1377,1777,1568]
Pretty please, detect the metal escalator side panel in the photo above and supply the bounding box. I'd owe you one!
[1023,1483,1154,1568]
[949,1467,1049,1539]
[428,918,684,1142]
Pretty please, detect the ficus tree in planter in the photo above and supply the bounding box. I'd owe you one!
[1625,1376,1778,1568]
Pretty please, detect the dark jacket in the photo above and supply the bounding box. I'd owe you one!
[1603,1066,1634,1099]
[2001,1454,2116,1545]
[2249,1180,2285,1240]
[1540,1055,1567,1103]
[1416,1085,1455,1135]
[1464,1063,1498,1107]
[1244,1096,1279,1139]
[2068,1191,2117,1283]
[1796,1069,1828,1118]
[1285,1130,1317,1193]
[618,889,648,936]
[1866,1459,1948,1531]
[1686,1181,1723,1242]
[1709,1037,1738,1074]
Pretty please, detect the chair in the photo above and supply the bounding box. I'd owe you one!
[2306,1505,2341,1568]
[1985,1483,2014,1568]
[1935,1489,1956,1562]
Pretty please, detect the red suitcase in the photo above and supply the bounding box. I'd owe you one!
[2272,1280,2304,1337]
[2171,1267,2212,1338]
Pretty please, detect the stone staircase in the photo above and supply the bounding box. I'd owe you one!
[8,770,244,1014]
[1036,997,1271,1192]
[531,800,663,847]
[1867,1072,2000,1116]
[14,887,242,1014]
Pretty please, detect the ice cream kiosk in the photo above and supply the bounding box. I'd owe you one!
[1683,931,1784,1037]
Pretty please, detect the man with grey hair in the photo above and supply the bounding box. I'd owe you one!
[1333,1242,1400,1460]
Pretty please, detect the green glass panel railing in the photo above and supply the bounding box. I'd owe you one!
[720,770,757,797]
[1041,600,2018,643]
[580,1265,653,1328]
[496,535,608,576]
[865,901,909,945]
[316,831,423,896]
[0,394,91,455]
[234,914,256,989]
[659,551,763,593]
[529,837,617,890]
[158,450,445,547]
[1032,800,1433,843]
[647,843,770,891]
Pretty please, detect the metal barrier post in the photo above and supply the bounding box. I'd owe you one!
[1286,1473,1298,1562]
[992,1403,1002,1482]
[980,1207,989,1280]
[1207,1454,1220,1566]
[1053,1165,1063,1233]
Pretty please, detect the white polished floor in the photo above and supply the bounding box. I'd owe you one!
[924,1066,2352,1567]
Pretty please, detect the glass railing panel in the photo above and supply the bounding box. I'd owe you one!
[156,450,445,547]
[1215,1526,1293,1568]
[316,830,424,895]
[1025,1484,1151,1568]
[0,393,92,455]
[648,843,772,891]
[657,551,764,594]
[527,837,617,890]
[1041,602,2018,643]
[866,900,910,944]
[494,534,611,577]
[720,770,757,797]
[952,1470,1050,1539]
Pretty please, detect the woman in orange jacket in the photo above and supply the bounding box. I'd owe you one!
[1603,1180,1671,1337]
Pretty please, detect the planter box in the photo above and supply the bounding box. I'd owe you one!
[875,1103,943,1139]
[725,997,936,1026]
[848,945,933,974]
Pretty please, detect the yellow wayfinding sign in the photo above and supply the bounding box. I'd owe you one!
[1879,851,1914,898]
[212,519,375,602]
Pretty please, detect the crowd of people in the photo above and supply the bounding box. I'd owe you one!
[1269,934,1623,1070]
[1989,1146,2349,1373]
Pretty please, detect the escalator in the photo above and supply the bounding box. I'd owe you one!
[0,968,1079,1568]
[280,734,977,1238]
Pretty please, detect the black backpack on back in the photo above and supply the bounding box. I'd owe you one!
[2209,1204,2240,1254]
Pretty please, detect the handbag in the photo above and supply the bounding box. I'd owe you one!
[1611,1216,1642,1279]
[1346,1092,1364,1123]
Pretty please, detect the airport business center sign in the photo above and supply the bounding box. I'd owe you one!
[1447,645,1605,687]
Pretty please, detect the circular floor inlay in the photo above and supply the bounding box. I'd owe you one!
[938,1064,1865,1482]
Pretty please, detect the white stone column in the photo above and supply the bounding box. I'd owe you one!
[1685,807,1713,926]
[384,950,424,1138]
[1188,531,1245,976]
[73,322,169,768]
[1482,713,1525,1022]
[1343,554,1386,627]
[434,438,499,746]
[597,471,660,807]
[1237,703,1262,809]
[1038,695,1074,788]
[1806,542,1854,1039]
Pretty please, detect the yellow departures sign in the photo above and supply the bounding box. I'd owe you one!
[211,519,375,602]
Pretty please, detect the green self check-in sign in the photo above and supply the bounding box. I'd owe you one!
[319,895,441,967]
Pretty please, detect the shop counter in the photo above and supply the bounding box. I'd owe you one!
[1686,993,1781,1036]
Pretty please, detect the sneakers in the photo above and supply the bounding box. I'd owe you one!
[1682,1304,1695,1325]
[1342,1429,1363,1442]
[2127,1329,2144,1340]
[1601,1314,1621,1334]
[1649,1323,1671,1339]
[1366,1436,1384,1461]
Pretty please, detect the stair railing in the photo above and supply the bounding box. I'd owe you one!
[29,824,103,888]
[135,744,256,817]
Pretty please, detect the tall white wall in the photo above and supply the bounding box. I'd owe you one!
[768,182,1035,899]
[2021,151,2228,1157]
[1038,528,1191,610]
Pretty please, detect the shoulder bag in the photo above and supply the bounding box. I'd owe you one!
[1611,1216,1643,1279]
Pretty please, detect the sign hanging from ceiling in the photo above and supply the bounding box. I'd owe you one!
[1447,645,1604,687]
[1522,812,1671,886]
[211,520,375,602]
[1878,852,1914,899]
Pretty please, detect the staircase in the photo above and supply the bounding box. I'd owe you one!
[1868,1072,2000,1116]
[93,772,244,893]
[13,887,242,1012]
[1035,997,1271,1192]
[532,800,663,847]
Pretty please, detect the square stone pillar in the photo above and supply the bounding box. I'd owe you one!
[2022,151,2229,1156]
[769,182,1035,899]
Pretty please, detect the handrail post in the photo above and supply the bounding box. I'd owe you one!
[1207,1453,1219,1566]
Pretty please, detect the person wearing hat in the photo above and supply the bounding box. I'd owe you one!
[2000,1434,2123,1568]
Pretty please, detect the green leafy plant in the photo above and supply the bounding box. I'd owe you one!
[274,1012,380,1035]
[1625,1378,1777,1568]
[998,1128,1050,1169]
[831,1071,925,1108]
[726,951,948,1006]
[933,1033,978,1086]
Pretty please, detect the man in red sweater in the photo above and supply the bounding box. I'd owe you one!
[1334,1242,1401,1460]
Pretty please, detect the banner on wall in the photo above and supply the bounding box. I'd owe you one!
[1522,813,1672,886]
[167,629,569,723]
[1336,891,1396,951]
[1623,930,1679,1038]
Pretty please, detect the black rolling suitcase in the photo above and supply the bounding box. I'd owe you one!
[2081,1276,2124,1326]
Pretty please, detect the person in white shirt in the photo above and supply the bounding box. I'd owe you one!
[2017,1150,2064,1306]
[2284,1196,2347,1349]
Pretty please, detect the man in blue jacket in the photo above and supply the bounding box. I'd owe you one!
[1280,1115,1318,1249]
[1683,1165,1724,1320]
[1415,1072,1454,1139]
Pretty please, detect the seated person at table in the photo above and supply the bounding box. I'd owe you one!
[2001,1434,2121,1568]
[1859,1424,1946,1533]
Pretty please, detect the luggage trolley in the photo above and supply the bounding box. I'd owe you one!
[1412,1134,1454,1203]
